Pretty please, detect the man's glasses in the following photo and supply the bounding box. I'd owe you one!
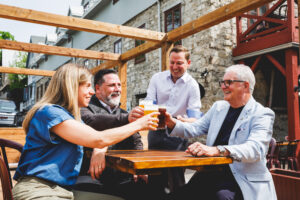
[219,80,245,88]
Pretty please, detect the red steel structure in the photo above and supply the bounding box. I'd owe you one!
[233,0,300,169]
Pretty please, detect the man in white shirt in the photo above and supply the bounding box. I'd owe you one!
[145,45,201,196]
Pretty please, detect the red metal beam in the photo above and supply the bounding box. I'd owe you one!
[240,14,285,25]
[233,29,292,56]
[265,54,286,77]
[239,0,285,39]
[236,16,242,44]
[250,55,262,72]
[240,25,287,43]
[285,49,300,169]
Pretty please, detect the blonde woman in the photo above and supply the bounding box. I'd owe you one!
[12,63,158,200]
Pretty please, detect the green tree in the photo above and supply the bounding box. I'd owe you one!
[0,31,14,66]
[7,51,28,109]
[8,51,28,89]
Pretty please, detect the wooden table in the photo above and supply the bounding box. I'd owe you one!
[105,150,233,175]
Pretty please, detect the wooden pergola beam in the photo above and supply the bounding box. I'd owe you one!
[0,40,120,61]
[0,66,55,77]
[167,0,274,42]
[120,42,162,62]
[95,0,275,71]
[0,4,166,42]
[90,60,121,74]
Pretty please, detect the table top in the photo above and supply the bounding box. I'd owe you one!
[105,150,233,175]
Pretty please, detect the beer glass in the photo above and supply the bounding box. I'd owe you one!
[139,99,154,109]
[144,104,158,128]
[157,105,167,129]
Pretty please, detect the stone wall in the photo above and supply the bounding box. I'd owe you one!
[77,0,289,140]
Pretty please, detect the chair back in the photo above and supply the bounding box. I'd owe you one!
[0,155,13,200]
[0,138,23,188]
[269,137,277,156]
[267,137,280,169]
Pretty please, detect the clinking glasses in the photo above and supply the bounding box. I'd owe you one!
[219,80,245,88]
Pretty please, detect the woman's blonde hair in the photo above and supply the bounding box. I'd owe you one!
[23,63,92,133]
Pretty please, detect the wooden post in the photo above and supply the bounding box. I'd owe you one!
[161,42,174,71]
[118,62,127,110]
[285,49,300,168]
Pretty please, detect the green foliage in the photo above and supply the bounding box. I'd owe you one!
[8,51,28,90]
[0,31,15,40]
[0,31,14,65]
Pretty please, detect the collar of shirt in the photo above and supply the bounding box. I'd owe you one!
[166,71,189,83]
[99,100,118,113]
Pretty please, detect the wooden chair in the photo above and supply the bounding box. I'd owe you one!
[0,138,23,188]
[0,155,13,200]
[267,137,280,169]
[286,140,299,171]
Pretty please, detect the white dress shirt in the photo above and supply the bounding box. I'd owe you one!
[146,70,201,117]
[99,100,118,114]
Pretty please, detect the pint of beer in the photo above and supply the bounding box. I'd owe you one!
[139,99,154,109]
[157,105,167,129]
[144,104,158,128]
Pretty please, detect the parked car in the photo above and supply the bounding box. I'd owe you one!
[0,99,18,127]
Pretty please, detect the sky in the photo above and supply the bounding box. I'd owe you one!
[0,0,82,66]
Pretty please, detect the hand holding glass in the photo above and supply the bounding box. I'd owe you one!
[144,104,158,128]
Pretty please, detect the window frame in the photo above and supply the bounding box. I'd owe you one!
[84,59,89,67]
[164,4,181,33]
[164,4,182,45]
[96,50,104,66]
[247,4,269,28]
[134,23,146,64]
[114,39,122,54]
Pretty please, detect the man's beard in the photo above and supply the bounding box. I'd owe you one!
[105,92,121,107]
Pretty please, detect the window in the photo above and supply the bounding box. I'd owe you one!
[248,4,269,34]
[96,59,103,66]
[114,39,122,54]
[135,24,146,64]
[135,93,147,107]
[96,50,104,66]
[84,59,89,67]
[40,85,44,99]
[36,85,40,101]
[113,0,119,5]
[0,74,3,87]
[164,4,181,44]
[45,80,50,91]
[84,2,89,12]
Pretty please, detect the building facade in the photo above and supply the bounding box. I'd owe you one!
[25,0,290,140]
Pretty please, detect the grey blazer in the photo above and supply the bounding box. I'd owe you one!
[171,97,277,200]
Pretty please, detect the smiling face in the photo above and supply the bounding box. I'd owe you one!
[169,51,191,82]
[78,79,95,108]
[95,73,121,108]
[221,71,250,108]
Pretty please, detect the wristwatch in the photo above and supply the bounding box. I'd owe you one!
[217,145,226,157]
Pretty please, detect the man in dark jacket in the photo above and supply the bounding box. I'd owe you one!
[74,69,147,200]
